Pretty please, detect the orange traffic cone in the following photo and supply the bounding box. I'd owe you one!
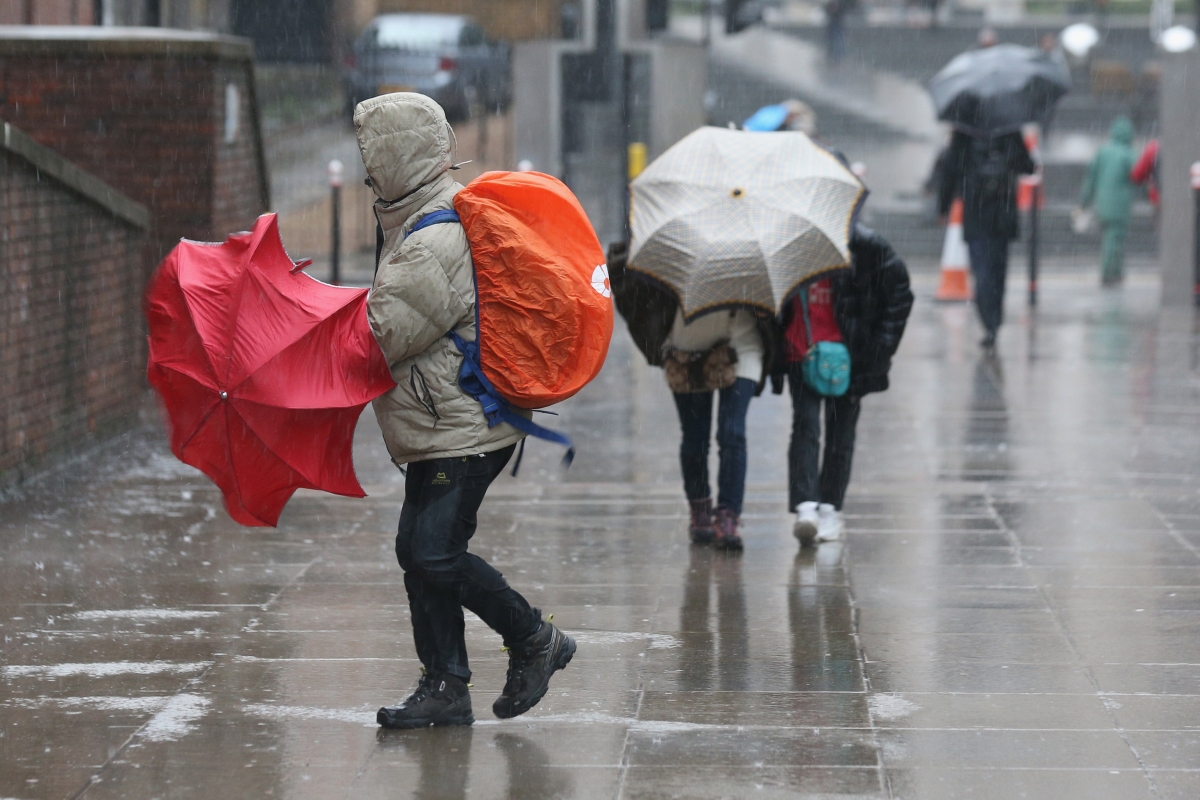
[935,198,971,302]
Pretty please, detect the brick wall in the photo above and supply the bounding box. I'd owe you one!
[212,60,266,238]
[0,147,147,484]
[0,54,217,258]
[0,31,266,484]
[0,31,269,261]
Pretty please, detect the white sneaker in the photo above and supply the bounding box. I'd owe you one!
[793,501,819,546]
[816,503,843,542]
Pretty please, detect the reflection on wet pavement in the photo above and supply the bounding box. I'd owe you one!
[3,274,1200,798]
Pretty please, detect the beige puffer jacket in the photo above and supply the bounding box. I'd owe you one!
[357,93,525,465]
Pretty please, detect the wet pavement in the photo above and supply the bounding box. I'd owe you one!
[4,272,1200,798]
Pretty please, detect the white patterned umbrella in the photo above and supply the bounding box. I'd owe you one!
[629,126,865,319]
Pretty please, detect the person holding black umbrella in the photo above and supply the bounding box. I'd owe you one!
[927,43,1066,348]
[936,121,1035,348]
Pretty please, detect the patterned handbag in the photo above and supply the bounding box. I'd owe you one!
[662,341,739,394]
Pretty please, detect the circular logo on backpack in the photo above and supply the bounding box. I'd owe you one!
[591,264,611,298]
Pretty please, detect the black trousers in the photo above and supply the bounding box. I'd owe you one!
[395,444,539,682]
[788,369,861,512]
[966,235,1010,336]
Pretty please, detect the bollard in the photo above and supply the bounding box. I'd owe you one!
[1193,162,1200,306]
[328,159,344,286]
[1020,128,1042,306]
[627,142,647,180]
[1028,175,1041,306]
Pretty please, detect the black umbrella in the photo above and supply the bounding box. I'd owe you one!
[926,44,1071,134]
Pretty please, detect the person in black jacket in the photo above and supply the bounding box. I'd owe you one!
[777,224,913,545]
[937,128,1035,348]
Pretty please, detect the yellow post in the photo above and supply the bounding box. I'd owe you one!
[627,142,648,180]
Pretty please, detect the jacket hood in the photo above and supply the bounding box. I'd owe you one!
[1109,117,1134,145]
[355,93,453,203]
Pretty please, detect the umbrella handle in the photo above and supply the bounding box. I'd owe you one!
[290,259,313,274]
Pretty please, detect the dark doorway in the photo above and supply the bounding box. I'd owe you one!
[230,0,330,63]
[647,0,669,32]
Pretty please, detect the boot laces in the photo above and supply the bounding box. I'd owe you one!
[503,646,530,694]
[502,618,554,695]
[503,637,548,694]
[404,672,438,706]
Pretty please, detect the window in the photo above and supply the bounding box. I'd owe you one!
[372,15,463,50]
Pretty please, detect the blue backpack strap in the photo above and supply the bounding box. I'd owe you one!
[405,209,461,239]
[448,331,575,473]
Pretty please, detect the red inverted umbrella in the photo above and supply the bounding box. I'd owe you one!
[145,214,396,527]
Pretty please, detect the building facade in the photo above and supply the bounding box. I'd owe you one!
[0,0,229,29]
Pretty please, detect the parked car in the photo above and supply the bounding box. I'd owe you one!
[343,14,511,122]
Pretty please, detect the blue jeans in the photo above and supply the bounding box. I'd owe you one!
[672,377,756,516]
[966,235,1010,336]
[826,17,846,62]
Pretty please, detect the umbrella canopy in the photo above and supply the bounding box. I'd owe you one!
[927,43,1071,134]
[145,214,396,527]
[629,126,865,320]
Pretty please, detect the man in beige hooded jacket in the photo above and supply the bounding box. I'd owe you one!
[358,93,575,729]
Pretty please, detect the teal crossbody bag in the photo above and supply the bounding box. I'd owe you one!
[799,291,851,397]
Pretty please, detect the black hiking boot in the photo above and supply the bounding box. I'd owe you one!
[493,620,576,720]
[377,672,474,729]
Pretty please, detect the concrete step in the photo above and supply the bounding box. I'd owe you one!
[773,22,1162,135]
[706,59,905,139]
[1039,161,1158,206]
[774,21,1165,84]
[1052,93,1158,137]
[865,206,1158,260]
[1043,160,1089,203]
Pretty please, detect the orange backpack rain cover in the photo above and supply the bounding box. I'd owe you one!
[453,172,613,409]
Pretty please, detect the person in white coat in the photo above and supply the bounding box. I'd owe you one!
[665,308,770,551]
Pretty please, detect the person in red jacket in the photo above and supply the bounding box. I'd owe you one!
[779,225,913,546]
[1131,138,1160,210]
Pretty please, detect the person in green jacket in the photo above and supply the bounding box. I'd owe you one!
[1080,117,1136,286]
